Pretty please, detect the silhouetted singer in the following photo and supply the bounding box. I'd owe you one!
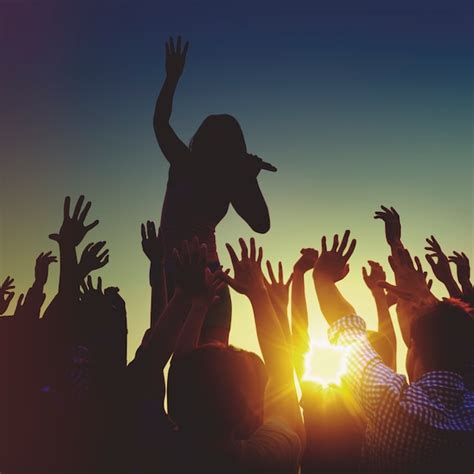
[153,36,275,344]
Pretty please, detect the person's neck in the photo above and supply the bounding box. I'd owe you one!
[412,365,463,382]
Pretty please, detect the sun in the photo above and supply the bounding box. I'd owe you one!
[302,339,350,387]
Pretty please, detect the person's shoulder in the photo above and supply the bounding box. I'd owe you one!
[239,419,301,472]
[168,156,199,177]
[256,418,300,441]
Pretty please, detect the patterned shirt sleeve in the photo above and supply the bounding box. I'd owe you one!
[328,315,408,422]
[239,418,301,473]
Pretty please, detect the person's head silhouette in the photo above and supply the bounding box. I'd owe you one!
[167,344,267,439]
[407,299,474,381]
[189,114,246,163]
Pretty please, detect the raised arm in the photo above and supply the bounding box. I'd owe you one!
[449,251,472,295]
[44,196,99,322]
[291,248,318,381]
[0,276,15,315]
[49,196,99,296]
[379,248,437,346]
[374,206,403,255]
[153,36,190,164]
[263,260,293,344]
[138,238,215,371]
[312,231,410,422]
[424,236,462,298]
[79,277,128,373]
[126,287,189,408]
[21,251,58,320]
[141,221,168,327]
[218,238,304,446]
[174,239,225,358]
[362,260,397,370]
[312,231,357,325]
[78,241,109,281]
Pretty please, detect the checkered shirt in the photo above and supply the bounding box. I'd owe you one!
[328,315,474,473]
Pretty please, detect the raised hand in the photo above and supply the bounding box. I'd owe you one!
[173,237,208,297]
[449,251,472,293]
[425,235,461,297]
[13,288,46,320]
[13,293,25,318]
[80,275,104,301]
[218,238,266,297]
[374,206,402,248]
[363,260,399,306]
[0,276,15,315]
[313,230,357,283]
[294,248,318,274]
[197,269,226,307]
[79,241,109,278]
[265,261,293,313]
[362,260,397,367]
[80,275,107,319]
[380,248,435,304]
[312,231,357,325]
[49,196,99,248]
[141,220,165,263]
[165,36,189,80]
[362,261,386,293]
[379,248,436,347]
[35,251,58,287]
[80,277,126,318]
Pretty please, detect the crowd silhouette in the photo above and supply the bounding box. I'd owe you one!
[1,36,473,473]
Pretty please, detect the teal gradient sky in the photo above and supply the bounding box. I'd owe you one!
[0,1,472,373]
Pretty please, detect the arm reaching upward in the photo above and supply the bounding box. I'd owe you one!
[291,248,318,381]
[425,235,462,298]
[174,267,225,359]
[141,221,168,326]
[362,261,397,370]
[379,249,436,346]
[218,238,304,446]
[264,260,293,344]
[141,237,214,370]
[0,276,15,315]
[48,196,99,299]
[374,206,403,254]
[153,36,190,165]
[26,251,57,319]
[78,241,109,281]
[43,196,99,325]
[449,251,472,295]
[313,231,357,326]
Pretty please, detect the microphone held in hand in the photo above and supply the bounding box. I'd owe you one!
[244,153,277,174]
[260,160,277,172]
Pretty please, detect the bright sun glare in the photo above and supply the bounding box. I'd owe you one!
[302,340,350,387]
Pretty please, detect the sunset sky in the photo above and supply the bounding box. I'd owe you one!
[1,0,472,377]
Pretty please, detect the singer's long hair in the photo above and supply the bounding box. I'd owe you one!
[189,114,247,163]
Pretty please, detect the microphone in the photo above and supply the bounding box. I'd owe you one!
[244,153,278,173]
[260,160,277,172]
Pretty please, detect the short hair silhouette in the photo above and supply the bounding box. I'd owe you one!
[168,344,267,438]
[410,299,474,372]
